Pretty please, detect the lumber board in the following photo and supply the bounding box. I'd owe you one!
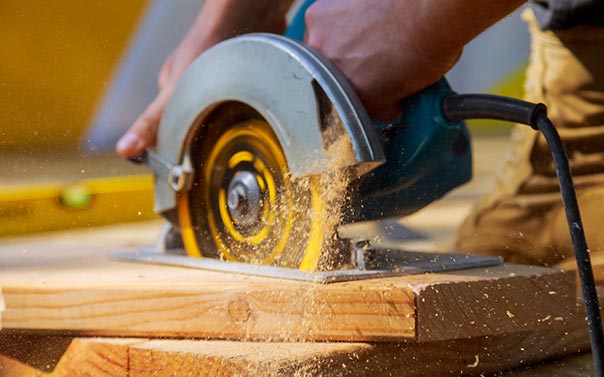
[0,337,142,377]
[0,232,576,342]
[0,317,593,377]
[0,334,73,372]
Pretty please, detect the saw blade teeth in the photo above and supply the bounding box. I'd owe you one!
[177,117,335,270]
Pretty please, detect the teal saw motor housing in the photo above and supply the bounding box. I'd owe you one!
[286,1,472,221]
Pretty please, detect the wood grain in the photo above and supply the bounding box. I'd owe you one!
[0,355,41,377]
[0,333,72,372]
[415,265,576,342]
[0,238,576,342]
[0,318,592,377]
[0,338,143,377]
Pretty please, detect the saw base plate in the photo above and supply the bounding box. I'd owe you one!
[112,248,502,284]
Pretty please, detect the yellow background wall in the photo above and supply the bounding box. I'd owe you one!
[0,1,148,152]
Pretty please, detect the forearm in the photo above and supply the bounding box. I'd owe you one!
[411,1,526,59]
[390,0,526,95]
[304,0,525,118]
[116,0,294,157]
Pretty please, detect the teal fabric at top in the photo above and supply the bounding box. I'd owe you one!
[289,0,604,34]
[284,0,315,42]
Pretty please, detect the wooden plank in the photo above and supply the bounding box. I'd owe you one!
[0,333,73,372]
[0,337,144,377]
[126,325,591,377]
[0,318,593,377]
[0,355,41,377]
[0,236,576,342]
[47,338,136,377]
[415,266,575,342]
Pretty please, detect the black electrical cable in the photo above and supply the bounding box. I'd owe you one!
[537,113,604,375]
[442,93,546,127]
[443,94,604,376]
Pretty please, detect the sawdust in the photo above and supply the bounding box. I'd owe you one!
[257,135,357,375]
[284,131,356,270]
[237,120,356,271]
[204,114,358,371]
[232,131,357,360]
[256,117,357,368]
[314,133,356,270]
[289,102,357,270]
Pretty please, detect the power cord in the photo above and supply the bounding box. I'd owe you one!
[443,94,604,377]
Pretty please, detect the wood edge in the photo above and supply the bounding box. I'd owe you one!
[0,354,42,377]
[0,282,417,342]
[0,321,593,377]
[414,267,577,342]
[51,338,148,376]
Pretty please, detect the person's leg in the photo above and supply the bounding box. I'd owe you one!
[455,9,604,280]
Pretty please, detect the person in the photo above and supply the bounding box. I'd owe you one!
[115,0,524,157]
[115,0,604,278]
[454,3,604,281]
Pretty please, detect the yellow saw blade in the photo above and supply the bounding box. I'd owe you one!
[177,119,337,271]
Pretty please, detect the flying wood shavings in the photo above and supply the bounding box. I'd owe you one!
[467,355,480,368]
[539,314,551,322]
[506,310,515,318]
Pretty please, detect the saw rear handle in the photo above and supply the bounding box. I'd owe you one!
[348,78,471,221]
[286,1,472,222]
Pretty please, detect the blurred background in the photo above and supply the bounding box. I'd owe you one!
[0,0,530,238]
[1,0,147,152]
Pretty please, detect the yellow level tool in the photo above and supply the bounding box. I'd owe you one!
[0,174,157,238]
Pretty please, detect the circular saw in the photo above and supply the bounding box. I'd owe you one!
[140,33,472,273]
[116,4,604,364]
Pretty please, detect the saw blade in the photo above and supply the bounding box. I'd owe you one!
[177,116,337,271]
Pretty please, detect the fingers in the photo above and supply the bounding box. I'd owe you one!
[116,88,172,158]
